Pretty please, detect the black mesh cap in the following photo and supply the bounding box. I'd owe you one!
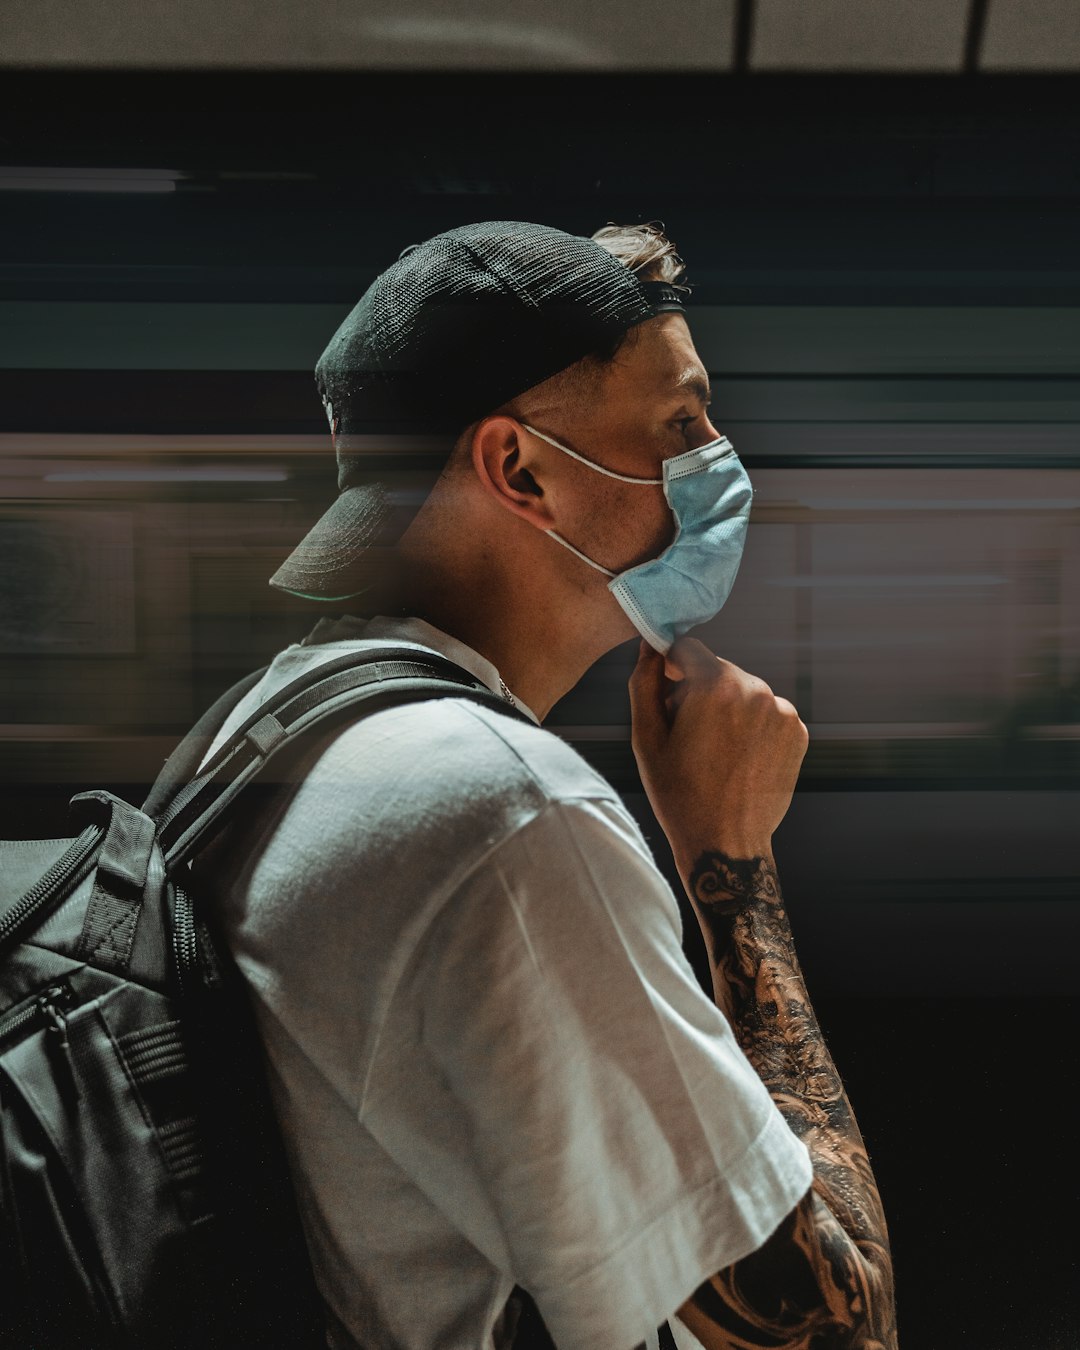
[269,220,688,600]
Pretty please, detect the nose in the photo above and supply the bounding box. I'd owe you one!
[693,412,723,448]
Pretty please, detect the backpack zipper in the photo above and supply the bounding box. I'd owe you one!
[172,883,199,996]
[0,992,45,1043]
[40,984,80,1101]
[0,826,101,951]
[0,981,74,1045]
[0,982,81,1101]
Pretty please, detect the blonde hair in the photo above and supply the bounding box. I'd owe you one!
[590,220,689,289]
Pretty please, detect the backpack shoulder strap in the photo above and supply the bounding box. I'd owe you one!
[141,662,272,818]
[2,649,530,963]
[153,646,533,871]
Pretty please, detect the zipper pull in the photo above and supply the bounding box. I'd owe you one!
[38,985,80,1103]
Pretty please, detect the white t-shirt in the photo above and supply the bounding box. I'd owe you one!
[190,614,812,1350]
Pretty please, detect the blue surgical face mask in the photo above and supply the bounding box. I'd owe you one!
[522,422,754,653]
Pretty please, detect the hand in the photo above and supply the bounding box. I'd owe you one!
[627,637,808,875]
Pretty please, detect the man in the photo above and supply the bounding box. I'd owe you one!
[192,220,897,1349]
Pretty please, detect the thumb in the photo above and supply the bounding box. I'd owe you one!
[666,635,720,684]
[628,638,669,755]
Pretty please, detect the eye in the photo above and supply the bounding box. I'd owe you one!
[674,415,697,439]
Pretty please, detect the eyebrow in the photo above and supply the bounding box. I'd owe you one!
[672,368,713,405]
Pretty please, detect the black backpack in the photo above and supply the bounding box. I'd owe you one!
[0,645,535,1350]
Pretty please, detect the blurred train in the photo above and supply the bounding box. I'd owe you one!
[2,424,1077,997]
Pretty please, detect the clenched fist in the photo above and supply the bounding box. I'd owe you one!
[628,636,808,878]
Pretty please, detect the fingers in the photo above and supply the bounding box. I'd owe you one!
[668,637,771,701]
[666,637,749,691]
[665,636,720,682]
[628,638,669,754]
[632,635,804,745]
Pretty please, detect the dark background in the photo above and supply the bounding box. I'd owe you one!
[1,65,1078,1348]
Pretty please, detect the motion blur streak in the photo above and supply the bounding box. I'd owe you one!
[2,435,1076,1000]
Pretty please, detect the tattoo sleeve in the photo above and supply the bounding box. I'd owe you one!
[675,851,898,1350]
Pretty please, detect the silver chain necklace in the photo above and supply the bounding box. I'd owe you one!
[498,676,515,705]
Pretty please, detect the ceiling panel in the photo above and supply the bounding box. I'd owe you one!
[981,0,1080,69]
[750,0,970,70]
[0,0,736,69]
[5,0,1080,71]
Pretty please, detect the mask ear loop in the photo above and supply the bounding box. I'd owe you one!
[545,528,617,578]
[521,423,664,485]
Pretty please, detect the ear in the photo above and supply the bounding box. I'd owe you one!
[470,416,557,531]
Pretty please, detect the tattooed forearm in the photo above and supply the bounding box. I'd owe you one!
[688,852,847,1138]
[678,850,897,1348]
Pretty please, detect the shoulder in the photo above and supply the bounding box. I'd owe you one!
[193,639,657,925]
[264,690,652,903]
[200,643,620,819]
[320,691,624,821]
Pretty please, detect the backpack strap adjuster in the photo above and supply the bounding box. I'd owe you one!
[244,712,287,757]
[69,790,157,974]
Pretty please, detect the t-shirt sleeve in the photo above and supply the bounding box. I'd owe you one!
[403,794,812,1350]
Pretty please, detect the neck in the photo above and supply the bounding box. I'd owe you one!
[382,489,629,723]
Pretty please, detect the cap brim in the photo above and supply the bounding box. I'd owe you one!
[268,482,393,601]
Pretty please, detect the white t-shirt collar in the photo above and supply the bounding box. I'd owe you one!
[298,613,541,726]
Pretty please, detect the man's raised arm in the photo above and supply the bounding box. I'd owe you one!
[629,638,898,1350]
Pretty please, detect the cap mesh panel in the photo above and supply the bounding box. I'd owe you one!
[315,221,664,438]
